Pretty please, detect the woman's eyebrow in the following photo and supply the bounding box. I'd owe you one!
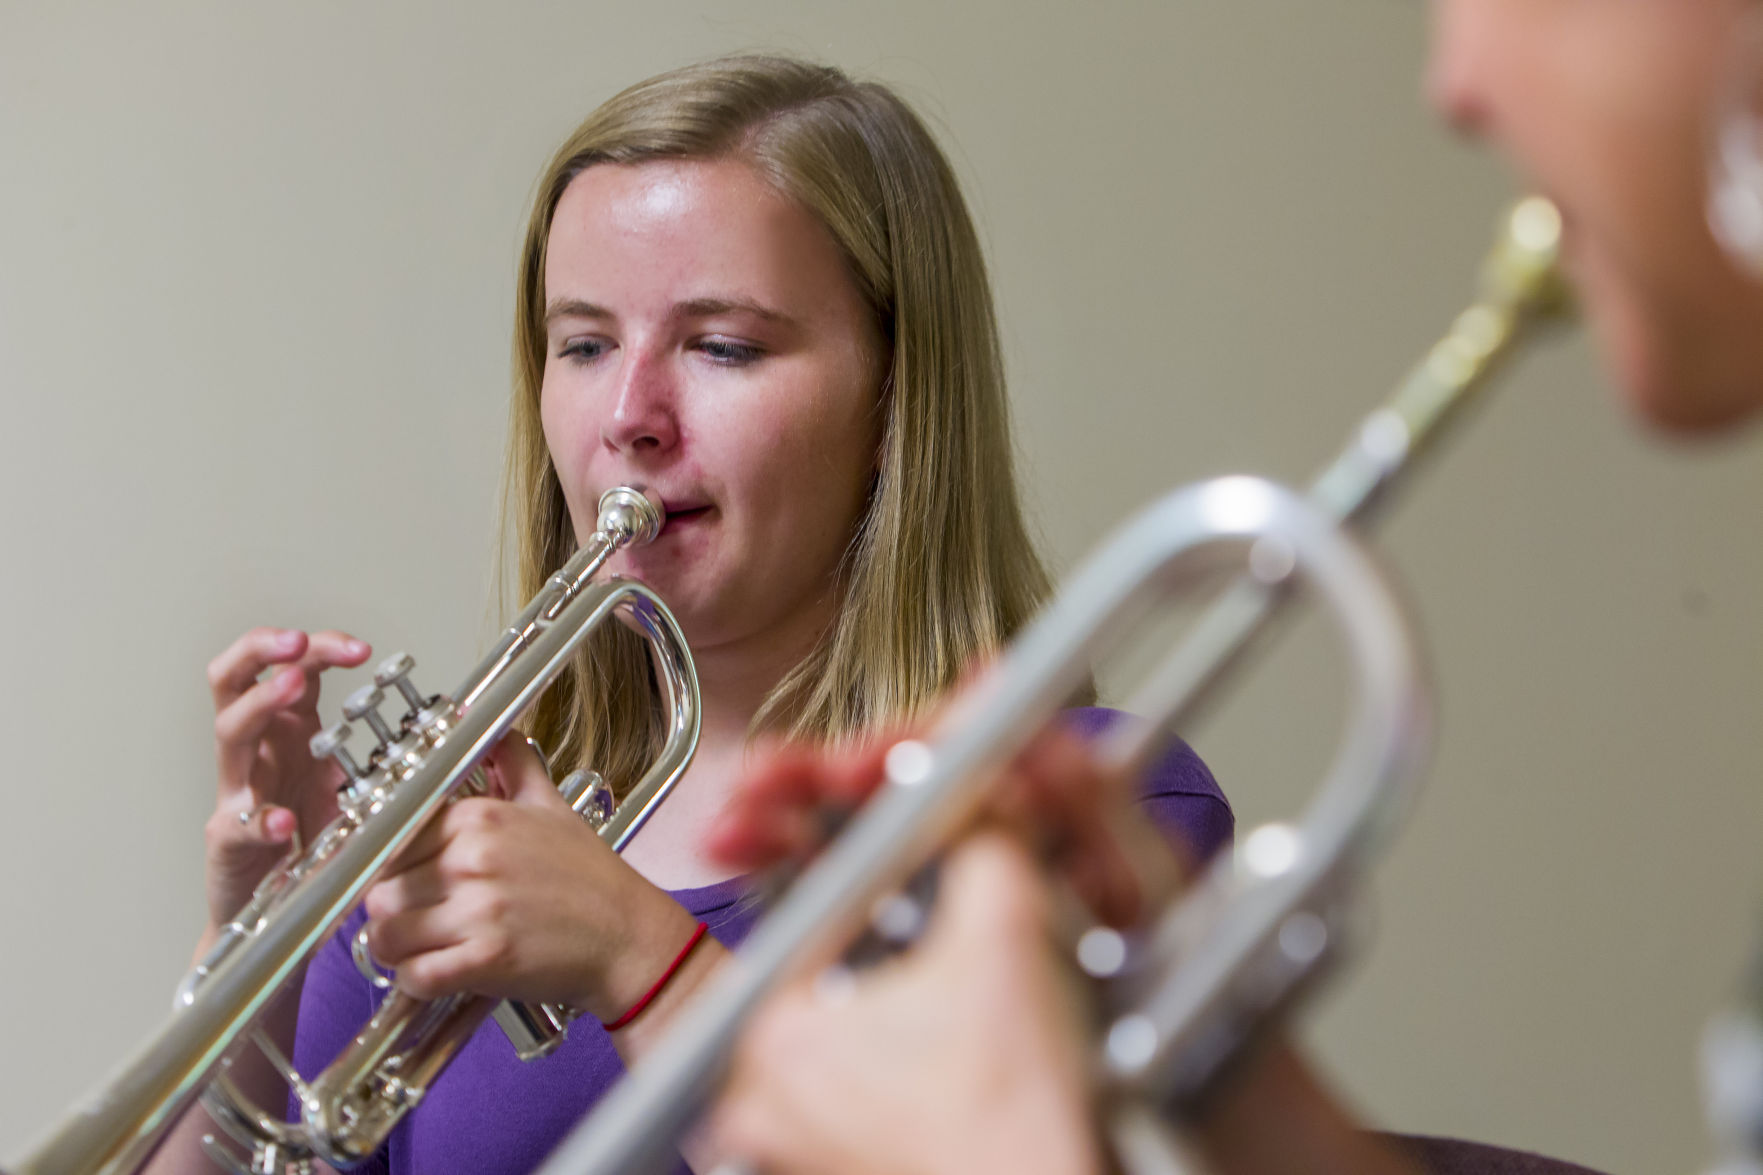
[544,298,613,325]
[674,296,798,327]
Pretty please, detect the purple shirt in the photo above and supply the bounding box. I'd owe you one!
[291,709,1230,1174]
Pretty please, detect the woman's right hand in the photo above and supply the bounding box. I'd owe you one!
[202,627,372,931]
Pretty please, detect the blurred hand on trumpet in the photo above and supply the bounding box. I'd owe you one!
[702,723,1422,1175]
[709,718,1172,928]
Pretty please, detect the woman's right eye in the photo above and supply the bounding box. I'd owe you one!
[557,337,609,363]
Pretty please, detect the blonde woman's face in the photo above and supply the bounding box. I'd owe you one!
[540,159,885,654]
[1427,0,1763,433]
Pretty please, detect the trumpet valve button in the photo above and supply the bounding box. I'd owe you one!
[344,685,397,747]
[374,651,429,713]
[342,685,384,719]
[373,652,415,683]
[310,722,365,782]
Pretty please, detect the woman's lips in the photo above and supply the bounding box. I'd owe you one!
[659,505,712,536]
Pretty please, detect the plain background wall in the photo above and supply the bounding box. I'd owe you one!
[3,2,1761,1170]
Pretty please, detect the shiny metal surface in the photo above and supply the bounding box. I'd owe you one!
[532,199,1567,1175]
[15,485,700,1175]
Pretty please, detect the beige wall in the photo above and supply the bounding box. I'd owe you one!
[3,2,1760,1170]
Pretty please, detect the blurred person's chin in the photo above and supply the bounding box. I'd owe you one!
[1578,238,1763,437]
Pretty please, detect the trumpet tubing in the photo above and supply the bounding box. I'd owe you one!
[15,486,701,1175]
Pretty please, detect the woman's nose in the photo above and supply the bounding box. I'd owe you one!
[600,348,680,457]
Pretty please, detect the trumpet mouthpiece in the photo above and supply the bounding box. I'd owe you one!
[597,485,666,548]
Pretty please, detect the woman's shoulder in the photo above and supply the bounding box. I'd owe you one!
[1061,707,1223,799]
[1061,705,1233,860]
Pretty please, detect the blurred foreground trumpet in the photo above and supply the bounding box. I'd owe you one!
[15,486,700,1175]
[532,198,1570,1175]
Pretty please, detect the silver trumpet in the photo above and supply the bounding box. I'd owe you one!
[15,485,701,1175]
[531,198,1569,1175]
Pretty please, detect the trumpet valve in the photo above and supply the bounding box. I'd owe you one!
[344,685,398,750]
[310,722,366,788]
[373,651,433,721]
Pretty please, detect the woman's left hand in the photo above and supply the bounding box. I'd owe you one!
[361,738,705,1023]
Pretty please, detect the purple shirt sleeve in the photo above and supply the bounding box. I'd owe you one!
[1061,706,1234,863]
[288,706,1228,1173]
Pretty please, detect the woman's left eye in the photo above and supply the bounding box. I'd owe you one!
[697,338,764,365]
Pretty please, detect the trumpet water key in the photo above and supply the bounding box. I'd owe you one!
[15,485,701,1175]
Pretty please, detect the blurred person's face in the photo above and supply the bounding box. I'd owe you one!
[1427,0,1763,434]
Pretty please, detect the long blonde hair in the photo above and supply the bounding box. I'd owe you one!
[504,54,1079,795]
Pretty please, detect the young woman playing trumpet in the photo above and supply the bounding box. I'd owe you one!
[152,55,1234,1175]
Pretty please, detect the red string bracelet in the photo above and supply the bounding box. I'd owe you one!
[603,921,710,1031]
